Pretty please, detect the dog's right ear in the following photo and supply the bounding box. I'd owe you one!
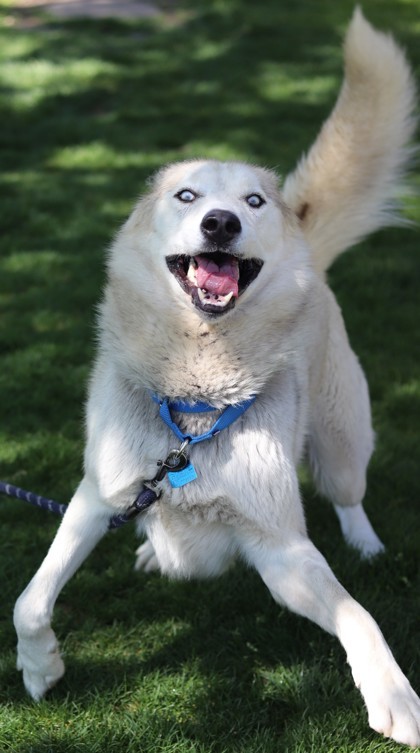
[283,8,417,275]
[121,189,157,235]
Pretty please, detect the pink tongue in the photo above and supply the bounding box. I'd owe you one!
[195,255,239,297]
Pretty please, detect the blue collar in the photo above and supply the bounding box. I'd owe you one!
[152,393,256,445]
[151,395,217,413]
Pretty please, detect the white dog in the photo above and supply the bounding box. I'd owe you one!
[14,9,420,747]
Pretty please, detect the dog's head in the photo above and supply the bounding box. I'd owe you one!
[115,160,306,321]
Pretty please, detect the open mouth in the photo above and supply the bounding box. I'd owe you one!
[166,252,264,316]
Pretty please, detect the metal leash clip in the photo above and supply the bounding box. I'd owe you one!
[145,439,191,494]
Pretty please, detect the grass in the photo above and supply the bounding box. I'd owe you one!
[0,0,419,751]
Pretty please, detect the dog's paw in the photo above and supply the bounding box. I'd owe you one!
[346,529,385,559]
[334,503,385,559]
[134,539,160,573]
[360,666,420,747]
[16,629,65,701]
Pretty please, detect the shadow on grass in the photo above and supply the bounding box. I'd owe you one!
[1,563,358,752]
[1,529,419,751]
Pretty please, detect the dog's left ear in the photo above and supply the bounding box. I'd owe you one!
[252,166,287,210]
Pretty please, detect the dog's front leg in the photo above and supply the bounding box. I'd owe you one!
[242,533,420,747]
[14,475,110,700]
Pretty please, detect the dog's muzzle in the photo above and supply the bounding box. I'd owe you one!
[166,207,263,317]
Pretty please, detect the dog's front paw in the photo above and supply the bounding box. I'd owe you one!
[16,629,65,701]
[360,667,420,747]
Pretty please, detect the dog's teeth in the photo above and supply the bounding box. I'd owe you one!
[197,288,234,307]
[187,262,198,284]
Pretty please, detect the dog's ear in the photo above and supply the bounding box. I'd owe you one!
[121,189,157,235]
[283,8,417,274]
[252,166,282,205]
[118,161,199,236]
[252,166,298,226]
[120,163,178,235]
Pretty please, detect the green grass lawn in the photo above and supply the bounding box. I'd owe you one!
[0,1,419,751]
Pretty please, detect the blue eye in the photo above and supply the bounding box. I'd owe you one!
[175,189,197,203]
[246,193,265,208]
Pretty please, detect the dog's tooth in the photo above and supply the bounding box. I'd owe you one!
[222,291,234,304]
[187,262,198,284]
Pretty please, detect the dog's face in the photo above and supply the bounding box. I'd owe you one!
[120,160,305,322]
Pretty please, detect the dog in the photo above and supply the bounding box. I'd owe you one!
[13,9,420,747]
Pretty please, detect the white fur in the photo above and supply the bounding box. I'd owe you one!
[283,7,417,274]
[14,10,420,747]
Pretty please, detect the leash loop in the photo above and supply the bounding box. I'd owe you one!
[107,486,157,529]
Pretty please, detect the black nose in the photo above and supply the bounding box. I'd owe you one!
[200,209,242,246]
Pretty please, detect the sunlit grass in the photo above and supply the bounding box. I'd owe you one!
[48,141,163,170]
[2,58,119,107]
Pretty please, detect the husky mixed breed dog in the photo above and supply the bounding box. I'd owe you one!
[14,10,420,747]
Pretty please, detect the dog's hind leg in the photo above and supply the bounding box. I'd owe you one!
[307,289,384,558]
[134,539,160,573]
[13,475,110,700]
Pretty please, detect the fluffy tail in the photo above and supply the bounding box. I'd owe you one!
[283,8,417,274]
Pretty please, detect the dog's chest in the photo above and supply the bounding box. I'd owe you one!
[147,323,293,406]
[146,372,307,529]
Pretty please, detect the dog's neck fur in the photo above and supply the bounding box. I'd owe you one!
[99,280,316,407]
